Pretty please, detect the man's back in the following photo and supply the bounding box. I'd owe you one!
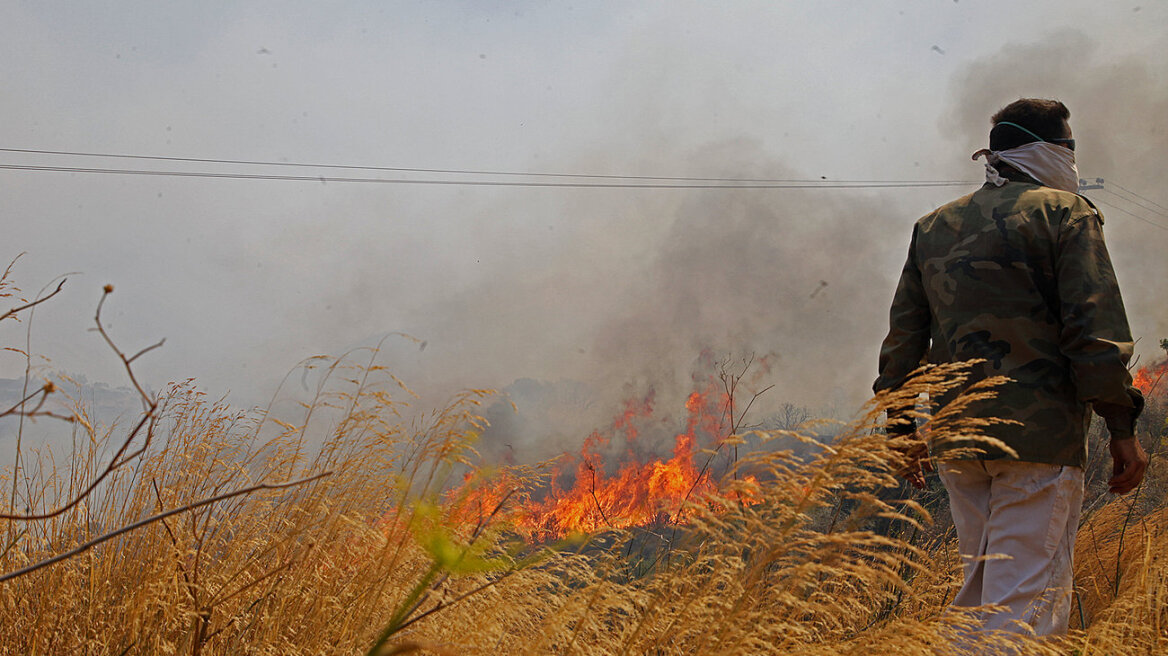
[875,181,1134,466]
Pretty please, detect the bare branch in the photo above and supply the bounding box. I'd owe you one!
[0,472,332,583]
[0,381,74,424]
[18,411,74,422]
[8,275,72,523]
[1,408,157,520]
[393,570,517,636]
[736,384,775,429]
[384,484,520,645]
[0,384,52,419]
[3,287,169,521]
[0,529,27,562]
[0,279,66,324]
[212,554,299,607]
[587,462,612,529]
[126,338,166,365]
[93,286,160,409]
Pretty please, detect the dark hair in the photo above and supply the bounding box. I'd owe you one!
[989,98,1071,150]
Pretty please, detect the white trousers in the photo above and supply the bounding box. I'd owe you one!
[938,459,1084,636]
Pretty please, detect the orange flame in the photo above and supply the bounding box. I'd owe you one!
[482,379,739,540]
[1133,358,1167,399]
[438,366,780,541]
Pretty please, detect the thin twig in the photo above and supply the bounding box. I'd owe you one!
[1,289,162,521]
[0,385,51,419]
[736,385,775,429]
[392,570,517,636]
[0,383,74,423]
[1114,480,1145,597]
[587,462,612,528]
[367,488,516,655]
[0,278,66,323]
[152,479,201,610]
[10,275,72,533]
[92,287,161,409]
[213,555,299,607]
[1088,520,1114,592]
[0,472,331,583]
[0,411,156,520]
[126,339,166,365]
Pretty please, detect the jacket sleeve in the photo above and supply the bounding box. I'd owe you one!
[1055,204,1140,415]
[874,223,932,395]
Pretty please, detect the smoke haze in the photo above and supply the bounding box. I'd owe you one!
[0,4,1164,463]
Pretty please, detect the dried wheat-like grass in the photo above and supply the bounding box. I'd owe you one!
[0,350,545,655]
[2,358,1166,655]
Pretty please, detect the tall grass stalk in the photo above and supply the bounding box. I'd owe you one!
[2,346,1166,653]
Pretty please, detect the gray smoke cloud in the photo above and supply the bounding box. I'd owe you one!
[471,31,1168,462]
[941,29,1168,354]
[2,6,1165,470]
[432,144,928,463]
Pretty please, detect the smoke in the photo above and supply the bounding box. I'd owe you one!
[3,8,1165,470]
[458,138,921,462]
[940,28,1168,359]
[472,30,1168,462]
[580,144,905,405]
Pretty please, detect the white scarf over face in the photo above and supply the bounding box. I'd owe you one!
[972,141,1080,194]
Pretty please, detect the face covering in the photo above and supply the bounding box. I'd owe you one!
[972,141,1080,194]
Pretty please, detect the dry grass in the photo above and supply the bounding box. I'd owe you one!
[1,298,1166,654]
[1,364,506,654]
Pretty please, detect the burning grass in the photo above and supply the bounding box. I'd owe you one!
[2,274,1167,653]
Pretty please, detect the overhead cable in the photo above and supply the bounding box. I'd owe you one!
[1100,184,1168,218]
[1106,181,1168,213]
[0,146,972,186]
[1091,194,1168,232]
[0,163,977,189]
[2,147,1165,230]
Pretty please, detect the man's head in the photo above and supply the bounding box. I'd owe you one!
[990,98,1072,151]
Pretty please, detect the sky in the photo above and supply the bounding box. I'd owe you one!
[1,1,1166,460]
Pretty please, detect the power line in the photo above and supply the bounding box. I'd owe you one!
[1091,194,1168,232]
[2,147,1165,231]
[0,146,972,186]
[0,163,978,190]
[1106,180,1168,214]
[1100,184,1168,218]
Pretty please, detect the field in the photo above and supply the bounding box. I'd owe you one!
[2,273,1166,655]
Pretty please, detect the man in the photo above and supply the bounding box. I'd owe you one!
[873,98,1147,636]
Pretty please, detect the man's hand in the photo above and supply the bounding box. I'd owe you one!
[1109,437,1148,495]
[893,439,933,490]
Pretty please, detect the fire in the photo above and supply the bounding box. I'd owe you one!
[441,354,1163,544]
[453,377,742,541]
[439,356,788,542]
[522,385,724,539]
[1133,358,1168,398]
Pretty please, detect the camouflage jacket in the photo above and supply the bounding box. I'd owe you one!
[874,181,1139,467]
